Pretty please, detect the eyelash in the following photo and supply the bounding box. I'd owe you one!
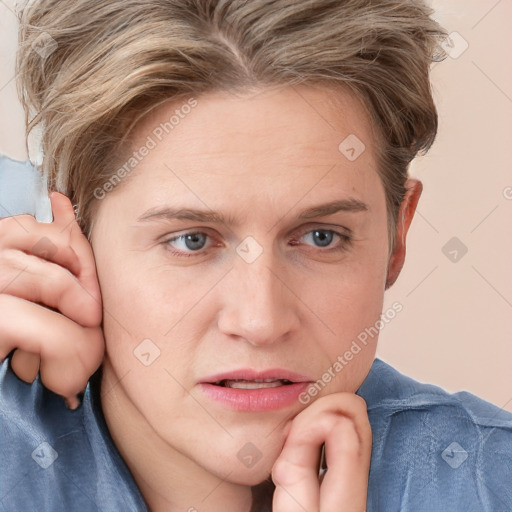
[162,228,352,258]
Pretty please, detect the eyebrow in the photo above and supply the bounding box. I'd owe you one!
[137,198,368,225]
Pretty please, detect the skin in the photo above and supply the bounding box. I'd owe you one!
[0,83,422,511]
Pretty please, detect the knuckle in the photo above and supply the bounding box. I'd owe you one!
[331,414,359,433]
[272,457,308,487]
[72,291,102,327]
[1,248,26,268]
[26,265,68,307]
[352,394,368,410]
[0,255,22,290]
[331,392,369,417]
[0,215,36,235]
[289,414,332,447]
[43,262,70,289]
[80,327,105,368]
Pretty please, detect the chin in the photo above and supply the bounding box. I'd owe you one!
[199,431,285,486]
[222,462,274,487]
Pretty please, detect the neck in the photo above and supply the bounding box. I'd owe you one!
[99,357,255,512]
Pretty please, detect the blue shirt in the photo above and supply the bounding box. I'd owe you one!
[0,155,52,223]
[1,356,511,511]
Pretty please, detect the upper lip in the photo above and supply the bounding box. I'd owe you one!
[200,368,313,384]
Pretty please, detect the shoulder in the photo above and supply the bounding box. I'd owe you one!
[0,356,148,511]
[358,357,512,430]
[357,358,512,511]
[0,355,89,509]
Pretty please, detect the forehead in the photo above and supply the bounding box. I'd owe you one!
[131,83,377,168]
[113,84,383,217]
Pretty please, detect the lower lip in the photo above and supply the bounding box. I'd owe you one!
[199,382,310,412]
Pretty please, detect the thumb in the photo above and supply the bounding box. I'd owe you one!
[50,191,77,230]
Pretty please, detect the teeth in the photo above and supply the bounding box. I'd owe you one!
[220,379,290,389]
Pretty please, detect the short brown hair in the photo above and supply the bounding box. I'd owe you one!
[16,0,447,253]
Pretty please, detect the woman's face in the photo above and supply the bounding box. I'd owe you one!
[90,84,390,484]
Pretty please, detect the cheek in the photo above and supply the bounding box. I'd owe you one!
[92,231,176,336]
[94,255,195,415]
[305,229,388,329]
[95,258,222,350]
[296,237,388,391]
[300,279,383,395]
[309,263,385,347]
[90,229,166,374]
[92,239,212,385]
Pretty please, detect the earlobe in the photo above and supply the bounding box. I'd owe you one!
[385,179,423,289]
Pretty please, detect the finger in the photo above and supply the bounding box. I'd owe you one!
[49,191,75,231]
[272,393,371,512]
[40,328,103,399]
[10,349,40,383]
[1,249,102,328]
[64,394,82,410]
[0,194,102,325]
[272,444,321,512]
[0,215,81,277]
[0,294,104,398]
[320,416,371,511]
[272,421,323,511]
[50,192,103,325]
[9,348,83,410]
[297,393,371,448]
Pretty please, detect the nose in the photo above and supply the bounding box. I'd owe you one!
[217,248,300,347]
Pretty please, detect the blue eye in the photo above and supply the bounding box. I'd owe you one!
[165,232,209,254]
[301,229,336,248]
[163,228,351,258]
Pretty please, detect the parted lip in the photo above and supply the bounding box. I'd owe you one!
[200,368,313,384]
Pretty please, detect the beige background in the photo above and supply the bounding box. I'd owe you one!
[1,0,511,411]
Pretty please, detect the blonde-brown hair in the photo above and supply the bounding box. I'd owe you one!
[16,0,447,252]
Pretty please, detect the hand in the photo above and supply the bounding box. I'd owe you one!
[0,192,104,409]
[271,393,371,511]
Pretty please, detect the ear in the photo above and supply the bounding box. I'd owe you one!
[385,178,423,289]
